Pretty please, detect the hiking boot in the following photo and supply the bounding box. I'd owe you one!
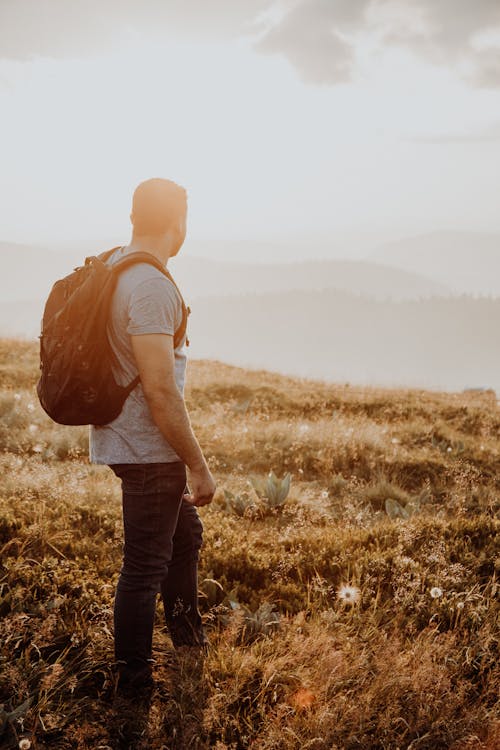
[114,662,154,701]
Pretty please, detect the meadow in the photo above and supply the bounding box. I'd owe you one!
[0,338,498,750]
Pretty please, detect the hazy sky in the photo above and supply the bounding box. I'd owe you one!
[1,0,500,260]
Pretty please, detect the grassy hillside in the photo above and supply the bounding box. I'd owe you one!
[0,339,498,749]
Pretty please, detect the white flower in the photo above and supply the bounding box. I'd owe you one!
[430,587,443,599]
[27,402,35,412]
[337,584,361,605]
[456,601,465,610]
[14,393,21,401]
[28,424,38,434]
[19,739,31,750]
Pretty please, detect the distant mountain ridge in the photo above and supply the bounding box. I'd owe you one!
[0,239,449,306]
[171,255,450,301]
[371,230,500,295]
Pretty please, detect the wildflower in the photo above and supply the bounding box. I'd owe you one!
[430,586,443,598]
[456,601,465,609]
[337,584,361,605]
[19,740,31,750]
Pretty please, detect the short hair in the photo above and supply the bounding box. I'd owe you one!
[131,177,187,236]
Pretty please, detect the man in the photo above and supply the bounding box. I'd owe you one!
[89,177,216,693]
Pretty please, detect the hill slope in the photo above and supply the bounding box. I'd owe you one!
[0,339,498,749]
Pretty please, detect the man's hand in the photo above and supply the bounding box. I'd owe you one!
[184,464,217,507]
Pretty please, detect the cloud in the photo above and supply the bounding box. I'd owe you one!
[2,0,500,90]
[253,0,370,85]
[254,0,500,87]
[466,49,500,88]
[382,0,500,86]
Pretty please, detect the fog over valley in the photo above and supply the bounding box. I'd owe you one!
[1,230,499,393]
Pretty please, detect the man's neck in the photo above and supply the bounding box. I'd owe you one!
[127,235,173,266]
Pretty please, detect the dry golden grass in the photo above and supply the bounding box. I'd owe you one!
[0,338,498,749]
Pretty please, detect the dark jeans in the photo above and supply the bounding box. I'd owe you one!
[109,461,205,679]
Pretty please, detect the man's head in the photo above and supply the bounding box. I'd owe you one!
[130,177,187,256]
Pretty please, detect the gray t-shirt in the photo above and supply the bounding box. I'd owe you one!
[89,245,187,465]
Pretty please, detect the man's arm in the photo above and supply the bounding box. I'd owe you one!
[130,332,216,507]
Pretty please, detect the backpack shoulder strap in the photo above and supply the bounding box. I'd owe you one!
[110,251,190,350]
[97,246,123,263]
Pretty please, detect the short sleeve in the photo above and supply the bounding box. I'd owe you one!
[127,277,181,336]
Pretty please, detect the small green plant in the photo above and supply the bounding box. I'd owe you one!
[199,577,226,607]
[364,481,409,511]
[385,494,421,520]
[385,497,409,519]
[327,474,348,496]
[250,471,291,510]
[223,489,257,517]
[234,601,280,644]
[231,397,253,414]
